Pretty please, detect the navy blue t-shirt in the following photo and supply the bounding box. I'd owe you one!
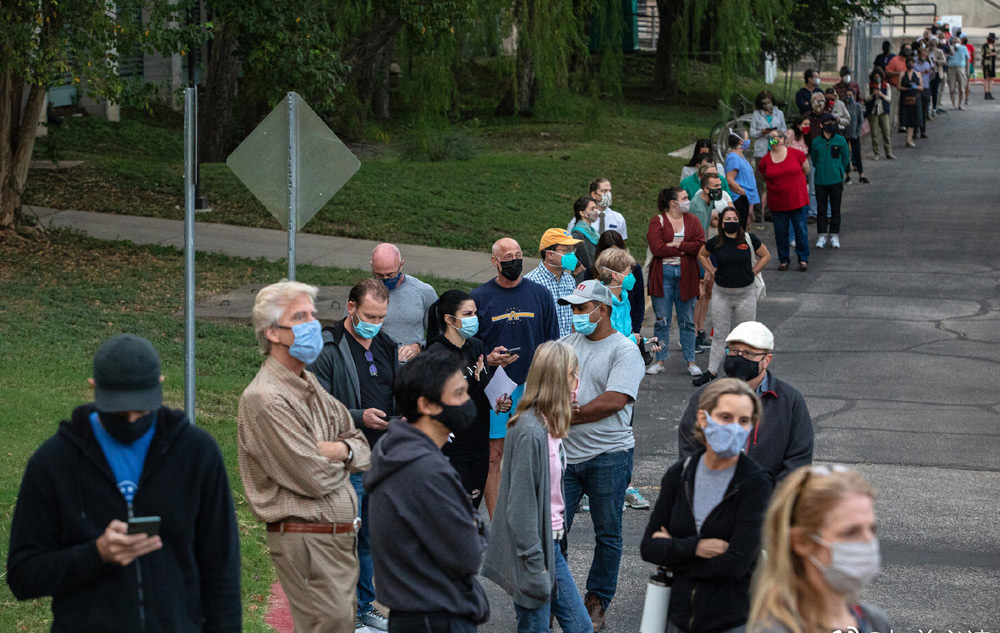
[470,277,559,384]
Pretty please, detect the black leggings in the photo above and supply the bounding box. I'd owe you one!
[815,182,844,235]
[448,452,489,510]
[733,195,751,229]
[847,136,863,175]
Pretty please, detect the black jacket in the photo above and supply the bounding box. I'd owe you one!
[425,334,491,458]
[6,404,241,633]
[640,451,773,633]
[309,320,400,446]
[678,371,813,481]
[363,420,490,623]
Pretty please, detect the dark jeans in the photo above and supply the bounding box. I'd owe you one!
[771,206,810,263]
[389,614,478,633]
[815,183,844,235]
[930,76,941,110]
[351,472,375,616]
[920,89,931,133]
[846,136,863,175]
[563,448,634,609]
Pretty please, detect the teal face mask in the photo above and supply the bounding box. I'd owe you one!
[560,251,579,271]
[450,315,479,340]
[572,306,602,336]
[352,313,382,339]
[622,272,636,291]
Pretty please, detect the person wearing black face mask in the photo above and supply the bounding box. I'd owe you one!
[695,207,771,387]
[809,113,851,249]
[8,334,242,632]
[678,321,814,482]
[365,350,491,633]
[471,237,559,519]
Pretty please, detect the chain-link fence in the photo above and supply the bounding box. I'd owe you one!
[844,19,895,81]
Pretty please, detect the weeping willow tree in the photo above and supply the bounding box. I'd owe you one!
[657,0,790,98]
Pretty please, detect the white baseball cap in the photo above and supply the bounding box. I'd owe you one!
[726,321,774,351]
[557,280,614,306]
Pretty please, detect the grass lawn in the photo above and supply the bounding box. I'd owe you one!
[27,97,723,258]
[0,229,471,632]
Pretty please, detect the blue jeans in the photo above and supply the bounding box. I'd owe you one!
[650,264,696,363]
[513,542,592,633]
[771,206,810,264]
[351,473,375,616]
[562,448,634,609]
[807,169,817,217]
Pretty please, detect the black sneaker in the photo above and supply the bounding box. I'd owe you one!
[696,330,711,347]
[692,372,717,387]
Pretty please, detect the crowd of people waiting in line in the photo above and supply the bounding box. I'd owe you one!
[18,32,984,633]
[7,167,886,633]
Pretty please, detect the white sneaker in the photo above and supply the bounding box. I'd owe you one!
[830,235,841,249]
[815,235,828,249]
[790,239,796,247]
[645,363,665,375]
[355,618,374,633]
[687,364,703,377]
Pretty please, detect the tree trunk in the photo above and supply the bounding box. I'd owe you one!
[654,0,679,94]
[516,41,535,114]
[372,38,393,122]
[200,22,240,163]
[1,77,46,230]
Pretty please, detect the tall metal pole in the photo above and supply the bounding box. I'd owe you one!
[287,92,298,280]
[183,87,197,421]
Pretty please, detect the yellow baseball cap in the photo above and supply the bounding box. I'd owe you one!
[539,228,582,251]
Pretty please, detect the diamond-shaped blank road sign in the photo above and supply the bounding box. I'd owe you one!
[226,92,361,231]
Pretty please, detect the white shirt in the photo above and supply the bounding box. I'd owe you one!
[565,207,628,240]
[664,226,683,266]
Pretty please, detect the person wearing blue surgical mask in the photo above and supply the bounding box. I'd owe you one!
[640,378,773,633]
[525,228,584,339]
[749,466,890,633]
[307,277,399,631]
[426,290,512,510]
[370,243,439,363]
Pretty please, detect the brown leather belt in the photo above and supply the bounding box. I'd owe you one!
[266,518,361,534]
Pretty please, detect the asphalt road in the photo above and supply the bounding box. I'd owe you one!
[477,97,1000,632]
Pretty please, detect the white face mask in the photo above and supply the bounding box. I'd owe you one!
[677,200,690,212]
[843,74,852,83]
[815,76,822,86]
[808,535,881,596]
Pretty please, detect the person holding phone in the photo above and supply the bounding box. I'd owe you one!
[309,277,401,631]
[426,290,512,510]
[8,334,242,632]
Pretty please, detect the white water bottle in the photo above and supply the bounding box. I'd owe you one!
[639,567,673,633]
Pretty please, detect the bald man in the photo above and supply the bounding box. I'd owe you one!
[470,238,560,518]
[370,243,439,363]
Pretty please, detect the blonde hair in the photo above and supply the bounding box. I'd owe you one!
[748,466,877,633]
[689,378,762,447]
[252,280,318,355]
[509,341,579,439]
[594,248,636,285]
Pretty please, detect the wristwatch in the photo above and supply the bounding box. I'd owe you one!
[344,443,354,464]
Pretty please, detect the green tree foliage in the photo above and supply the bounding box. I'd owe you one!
[0,0,197,229]
[762,0,900,68]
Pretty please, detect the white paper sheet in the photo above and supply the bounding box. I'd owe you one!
[483,366,517,413]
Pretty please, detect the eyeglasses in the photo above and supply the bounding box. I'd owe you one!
[725,347,768,360]
[364,350,377,377]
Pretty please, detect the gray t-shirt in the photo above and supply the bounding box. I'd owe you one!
[693,455,736,533]
[383,274,438,347]
[561,331,645,464]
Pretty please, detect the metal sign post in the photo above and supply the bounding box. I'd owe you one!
[183,87,197,421]
[287,93,298,279]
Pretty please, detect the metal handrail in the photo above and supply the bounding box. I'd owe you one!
[885,3,937,31]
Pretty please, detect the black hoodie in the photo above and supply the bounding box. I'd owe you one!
[363,419,490,623]
[6,404,241,633]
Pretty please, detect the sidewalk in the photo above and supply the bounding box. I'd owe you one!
[26,206,539,284]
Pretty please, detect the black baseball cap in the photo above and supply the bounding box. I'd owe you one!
[93,335,163,412]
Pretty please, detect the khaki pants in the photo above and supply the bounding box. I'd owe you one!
[268,530,360,633]
[948,66,967,103]
[868,113,892,158]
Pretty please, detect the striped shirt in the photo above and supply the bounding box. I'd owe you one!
[237,355,371,524]
[524,262,577,338]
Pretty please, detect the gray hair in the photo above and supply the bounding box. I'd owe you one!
[252,280,318,355]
